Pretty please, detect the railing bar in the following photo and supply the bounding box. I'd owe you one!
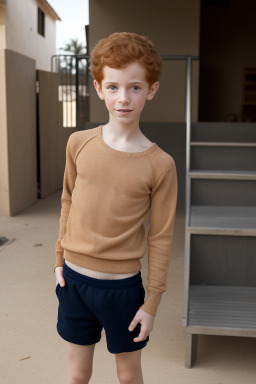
[61,57,63,122]
[52,54,199,60]
[69,56,72,127]
[185,56,192,227]
[184,56,192,327]
[65,56,68,127]
[76,57,79,129]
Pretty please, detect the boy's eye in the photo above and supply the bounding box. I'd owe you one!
[108,85,117,91]
[132,86,140,91]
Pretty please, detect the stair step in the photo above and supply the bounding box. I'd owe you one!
[188,205,256,236]
[189,170,256,180]
[191,122,256,142]
[191,142,256,147]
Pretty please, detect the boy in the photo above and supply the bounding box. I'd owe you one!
[55,32,178,384]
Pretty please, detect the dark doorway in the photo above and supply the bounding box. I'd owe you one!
[198,0,256,122]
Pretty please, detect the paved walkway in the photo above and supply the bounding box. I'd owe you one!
[0,191,255,383]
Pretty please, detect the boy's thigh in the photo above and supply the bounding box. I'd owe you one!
[95,282,149,354]
[115,349,142,367]
[66,341,96,367]
[115,350,143,381]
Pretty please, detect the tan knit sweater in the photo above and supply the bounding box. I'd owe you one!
[55,125,178,316]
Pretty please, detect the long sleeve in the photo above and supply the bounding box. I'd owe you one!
[140,160,178,316]
[54,135,77,269]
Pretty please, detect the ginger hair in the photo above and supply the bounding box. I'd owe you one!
[90,32,162,87]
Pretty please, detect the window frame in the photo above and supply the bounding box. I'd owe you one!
[37,7,45,37]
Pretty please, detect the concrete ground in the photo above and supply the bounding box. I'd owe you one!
[0,190,255,384]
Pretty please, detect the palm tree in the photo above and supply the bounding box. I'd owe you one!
[59,38,87,55]
[58,38,87,75]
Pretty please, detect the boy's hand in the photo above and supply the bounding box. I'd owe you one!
[128,309,155,342]
[55,267,66,287]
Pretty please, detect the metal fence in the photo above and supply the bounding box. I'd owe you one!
[51,54,90,130]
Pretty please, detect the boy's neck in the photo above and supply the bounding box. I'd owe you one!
[103,120,143,143]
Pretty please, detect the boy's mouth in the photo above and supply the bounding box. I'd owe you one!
[116,109,133,113]
[117,108,132,112]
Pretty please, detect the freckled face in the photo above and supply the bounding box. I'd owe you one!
[94,61,159,125]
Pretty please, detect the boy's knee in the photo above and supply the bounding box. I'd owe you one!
[117,368,141,384]
[68,366,93,384]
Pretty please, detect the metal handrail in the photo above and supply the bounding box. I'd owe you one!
[160,54,200,328]
[160,54,199,226]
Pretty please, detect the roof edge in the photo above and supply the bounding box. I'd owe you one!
[37,0,61,21]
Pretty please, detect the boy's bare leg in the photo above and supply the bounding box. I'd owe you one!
[115,349,144,384]
[66,341,95,384]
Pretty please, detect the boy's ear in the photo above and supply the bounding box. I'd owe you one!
[94,80,104,100]
[147,81,159,101]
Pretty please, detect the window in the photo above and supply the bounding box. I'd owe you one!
[38,7,45,37]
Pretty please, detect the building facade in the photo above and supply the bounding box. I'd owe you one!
[0,0,60,70]
[0,0,60,216]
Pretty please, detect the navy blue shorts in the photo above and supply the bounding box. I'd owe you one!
[55,262,149,354]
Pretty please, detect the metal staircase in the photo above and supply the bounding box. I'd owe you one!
[183,122,256,367]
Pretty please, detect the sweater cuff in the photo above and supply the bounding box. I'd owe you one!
[139,290,163,317]
[54,251,65,272]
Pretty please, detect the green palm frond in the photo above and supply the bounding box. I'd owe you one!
[59,38,87,55]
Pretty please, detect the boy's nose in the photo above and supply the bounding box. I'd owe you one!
[118,89,130,104]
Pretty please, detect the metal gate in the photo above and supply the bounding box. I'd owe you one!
[36,70,75,198]
[51,55,90,130]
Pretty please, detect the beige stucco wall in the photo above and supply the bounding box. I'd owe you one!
[0,49,9,214]
[0,3,6,48]
[89,0,200,123]
[0,49,37,216]
[5,0,56,71]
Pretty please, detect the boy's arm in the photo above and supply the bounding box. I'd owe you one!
[140,159,178,316]
[54,134,77,270]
